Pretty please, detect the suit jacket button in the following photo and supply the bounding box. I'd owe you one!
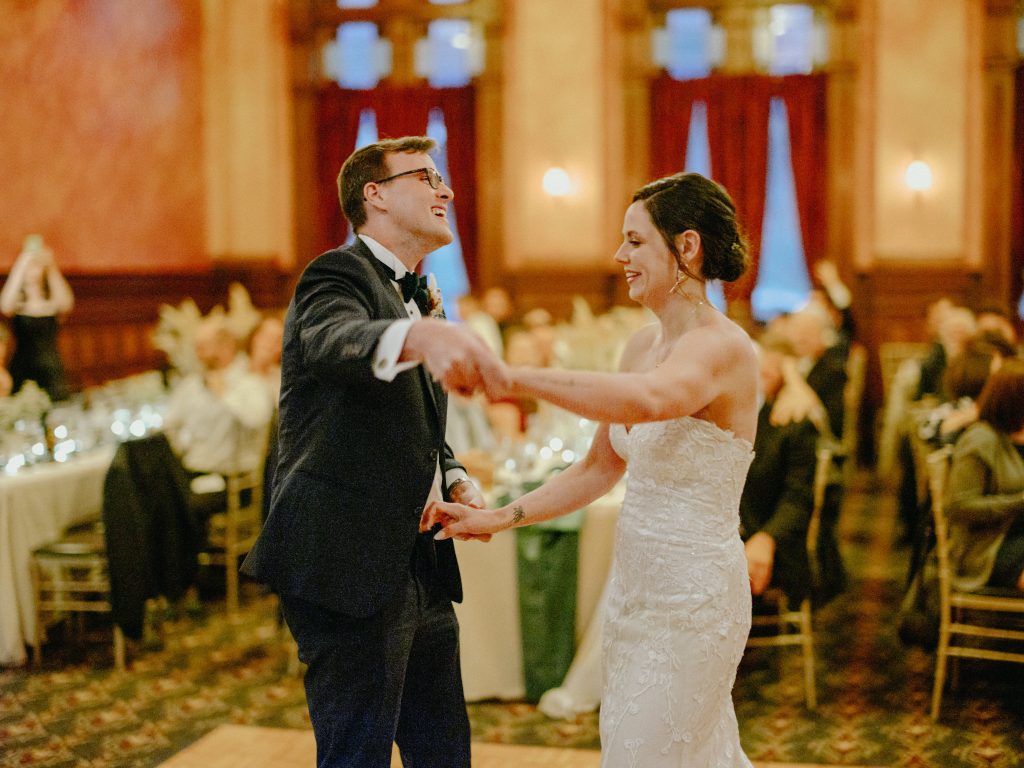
[429,448,438,462]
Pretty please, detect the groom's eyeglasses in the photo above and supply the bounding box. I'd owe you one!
[372,167,445,190]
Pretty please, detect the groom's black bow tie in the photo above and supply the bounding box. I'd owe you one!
[397,271,431,315]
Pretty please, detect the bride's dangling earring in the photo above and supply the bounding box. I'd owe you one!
[669,269,688,296]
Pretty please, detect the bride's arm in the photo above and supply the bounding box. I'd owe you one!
[497,326,732,425]
[427,423,625,539]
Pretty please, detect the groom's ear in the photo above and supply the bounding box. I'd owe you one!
[362,182,388,214]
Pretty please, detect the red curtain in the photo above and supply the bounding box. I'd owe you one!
[316,87,373,256]
[649,75,708,180]
[706,76,771,301]
[1012,64,1024,319]
[649,73,826,302]
[314,84,479,286]
[780,73,828,270]
[437,87,479,286]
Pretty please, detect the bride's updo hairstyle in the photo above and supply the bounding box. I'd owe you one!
[632,172,748,284]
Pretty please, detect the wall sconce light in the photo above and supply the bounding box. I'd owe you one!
[542,167,573,197]
[904,160,933,192]
[536,167,577,198]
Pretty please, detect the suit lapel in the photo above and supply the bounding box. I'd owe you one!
[349,238,444,424]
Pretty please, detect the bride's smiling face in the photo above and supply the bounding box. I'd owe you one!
[614,201,676,306]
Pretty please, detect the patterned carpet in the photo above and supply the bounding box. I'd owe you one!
[1,472,1023,767]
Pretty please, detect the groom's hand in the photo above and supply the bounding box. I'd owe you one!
[401,320,493,395]
[447,479,491,542]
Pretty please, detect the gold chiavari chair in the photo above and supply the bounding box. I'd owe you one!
[746,445,834,709]
[926,447,1024,719]
[197,465,264,618]
[31,524,126,671]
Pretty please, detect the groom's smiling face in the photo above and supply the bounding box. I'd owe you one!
[374,152,455,252]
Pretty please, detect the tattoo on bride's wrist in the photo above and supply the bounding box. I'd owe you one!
[511,505,525,526]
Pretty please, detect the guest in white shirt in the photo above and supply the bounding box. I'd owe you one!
[248,314,285,405]
[164,315,273,478]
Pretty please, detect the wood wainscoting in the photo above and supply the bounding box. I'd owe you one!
[54,261,293,391]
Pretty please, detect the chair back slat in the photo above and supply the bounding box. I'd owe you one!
[925,447,953,610]
[806,446,833,581]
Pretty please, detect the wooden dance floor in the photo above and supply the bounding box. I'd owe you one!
[158,725,882,768]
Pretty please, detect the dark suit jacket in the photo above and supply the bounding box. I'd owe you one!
[806,344,848,440]
[740,404,818,603]
[103,433,199,638]
[241,239,463,617]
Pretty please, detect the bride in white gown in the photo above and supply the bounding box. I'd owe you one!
[424,172,758,767]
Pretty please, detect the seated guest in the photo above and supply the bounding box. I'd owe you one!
[521,307,557,368]
[486,326,550,443]
[742,335,822,603]
[784,308,847,441]
[458,293,504,357]
[481,285,517,340]
[248,314,284,404]
[780,309,849,601]
[918,337,1012,448]
[975,305,1019,351]
[945,358,1024,593]
[810,258,856,354]
[918,305,976,402]
[164,315,274,484]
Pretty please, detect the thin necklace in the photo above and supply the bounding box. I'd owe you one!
[655,298,706,367]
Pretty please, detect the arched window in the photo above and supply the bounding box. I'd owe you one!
[653,9,721,80]
[753,4,824,75]
[416,19,484,88]
[323,22,389,90]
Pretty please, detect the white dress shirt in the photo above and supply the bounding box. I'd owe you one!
[360,234,467,497]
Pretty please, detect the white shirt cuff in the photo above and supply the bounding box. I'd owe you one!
[373,319,420,382]
[445,467,469,491]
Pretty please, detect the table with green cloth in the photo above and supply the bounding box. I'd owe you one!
[452,484,622,702]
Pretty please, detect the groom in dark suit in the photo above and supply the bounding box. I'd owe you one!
[242,136,497,767]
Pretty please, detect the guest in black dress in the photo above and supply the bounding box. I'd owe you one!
[0,235,73,401]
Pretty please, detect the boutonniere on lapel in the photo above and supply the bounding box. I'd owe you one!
[399,271,445,318]
[424,273,445,319]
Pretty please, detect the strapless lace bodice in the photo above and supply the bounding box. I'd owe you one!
[609,416,752,547]
[600,416,754,768]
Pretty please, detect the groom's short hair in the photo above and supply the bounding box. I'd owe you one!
[338,136,437,230]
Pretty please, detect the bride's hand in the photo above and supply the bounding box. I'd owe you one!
[420,500,508,541]
[480,359,513,401]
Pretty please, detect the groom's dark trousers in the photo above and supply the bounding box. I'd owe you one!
[279,534,470,768]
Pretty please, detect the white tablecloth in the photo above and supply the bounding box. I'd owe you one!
[0,447,115,666]
[454,487,621,702]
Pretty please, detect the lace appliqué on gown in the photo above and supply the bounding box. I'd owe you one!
[602,417,754,768]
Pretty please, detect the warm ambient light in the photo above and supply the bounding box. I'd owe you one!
[542,167,573,197]
[904,161,933,192]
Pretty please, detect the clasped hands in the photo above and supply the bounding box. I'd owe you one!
[402,319,512,400]
[419,489,507,543]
